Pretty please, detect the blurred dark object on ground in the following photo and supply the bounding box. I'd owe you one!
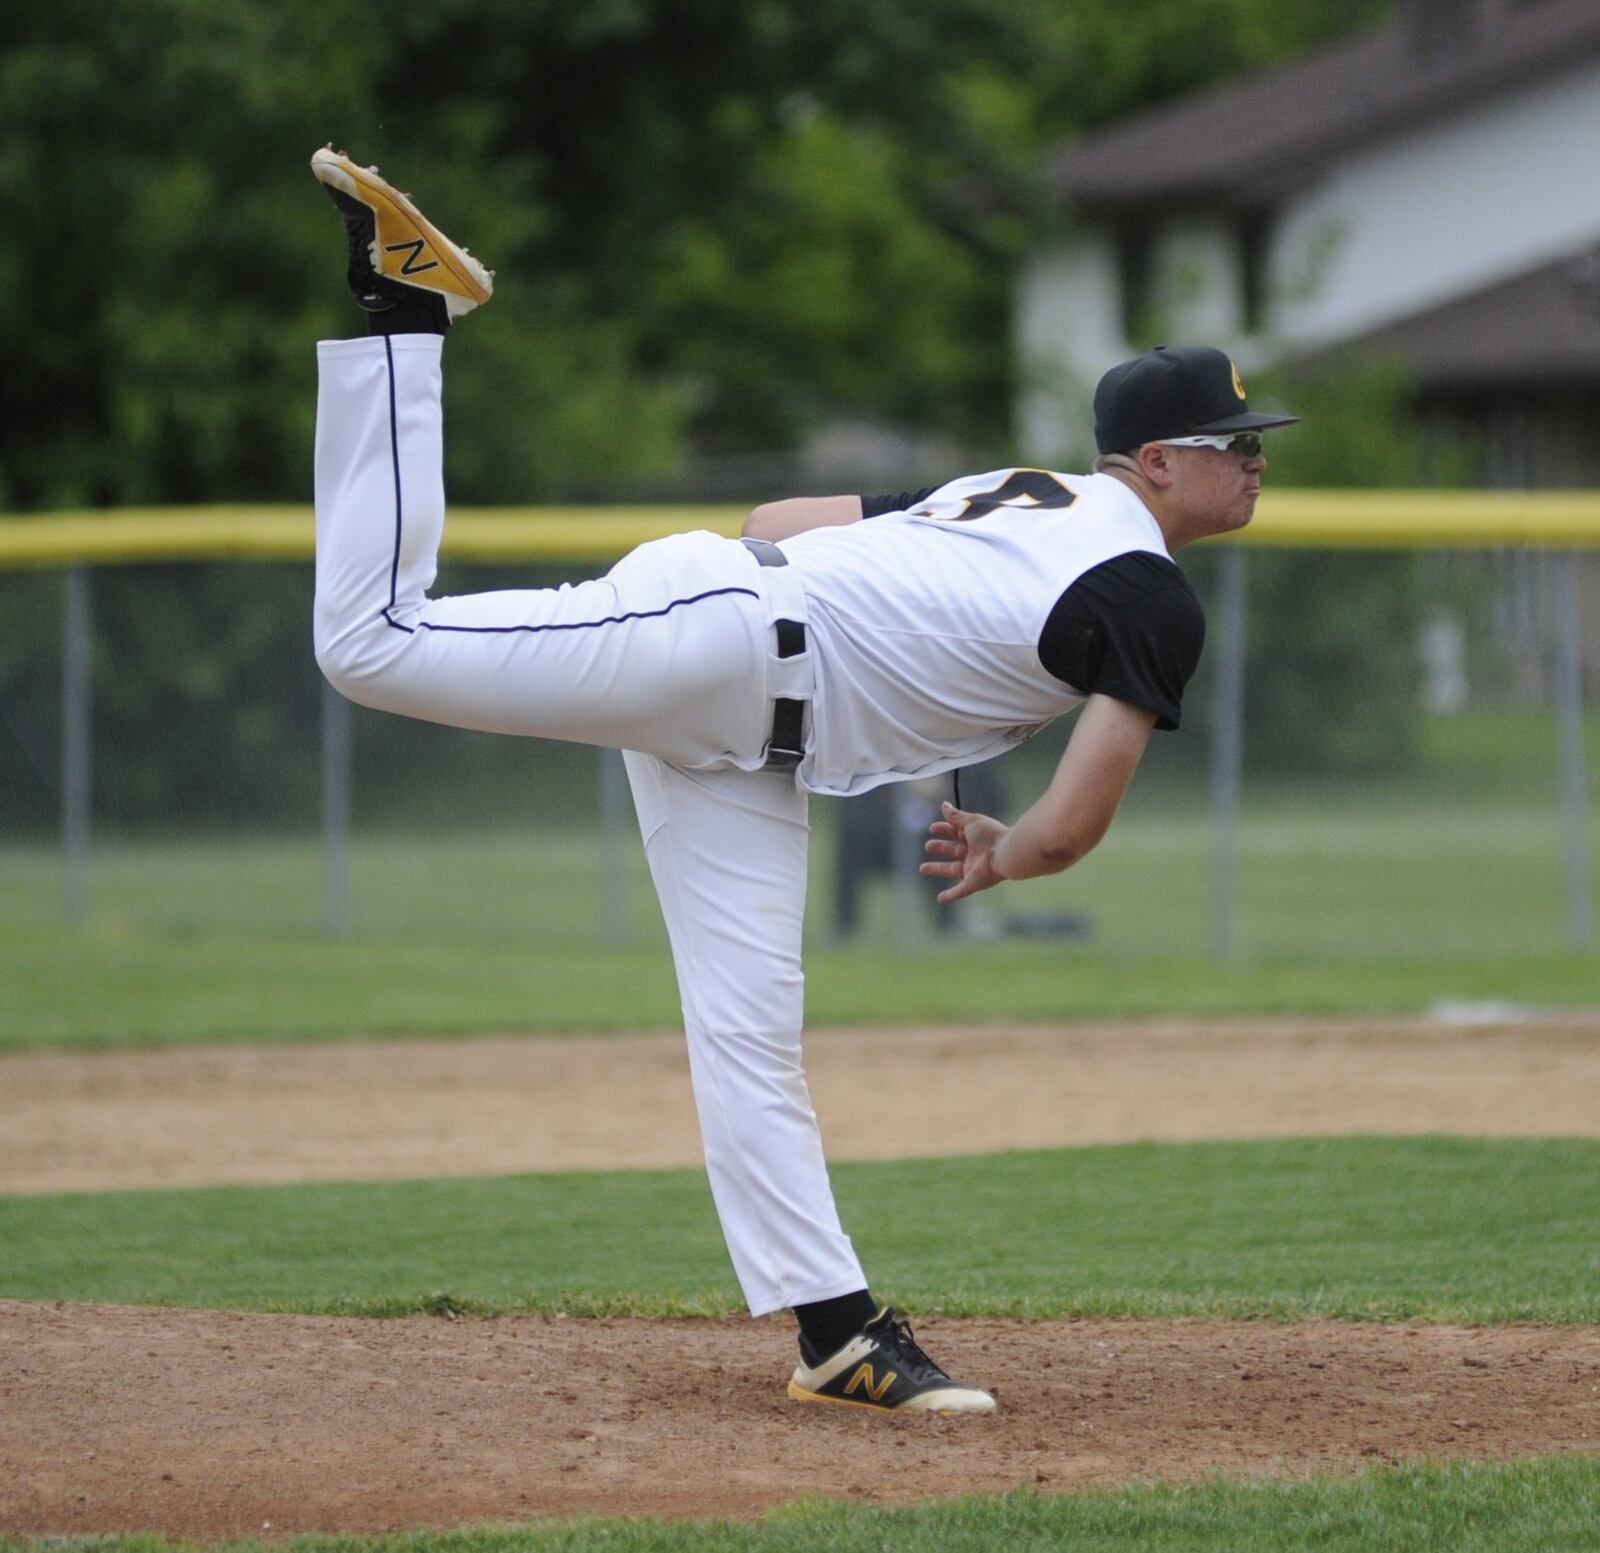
[831,760,1091,943]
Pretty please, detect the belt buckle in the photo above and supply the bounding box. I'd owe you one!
[765,695,806,770]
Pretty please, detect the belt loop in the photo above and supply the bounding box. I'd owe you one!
[742,537,809,768]
[741,536,787,568]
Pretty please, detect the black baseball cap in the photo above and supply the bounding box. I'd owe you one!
[1094,345,1299,454]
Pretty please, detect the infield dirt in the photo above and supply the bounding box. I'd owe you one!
[3,1301,1597,1537]
[3,1017,1598,1536]
[5,1016,1599,1193]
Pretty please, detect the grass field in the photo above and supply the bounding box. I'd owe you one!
[2,1459,1598,1553]
[6,707,1599,953]
[3,1138,1594,1323]
[6,705,1600,1049]
[5,709,1597,1549]
[6,920,1600,1050]
[5,788,1594,955]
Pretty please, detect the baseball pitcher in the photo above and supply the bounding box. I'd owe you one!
[309,148,1297,1414]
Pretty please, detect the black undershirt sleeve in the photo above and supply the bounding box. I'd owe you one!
[858,485,943,518]
[1037,552,1206,730]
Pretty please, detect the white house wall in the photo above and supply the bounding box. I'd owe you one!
[1016,52,1600,453]
[1151,217,1244,342]
[1270,54,1600,349]
[1015,235,1125,460]
[1016,216,1250,457]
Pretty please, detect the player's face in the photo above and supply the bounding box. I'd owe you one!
[1165,440,1268,535]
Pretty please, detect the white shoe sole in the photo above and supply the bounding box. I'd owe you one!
[787,1378,997,1415]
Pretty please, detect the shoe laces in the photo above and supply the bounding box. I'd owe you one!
[873,1308,949,1382]
[341,216,370,272]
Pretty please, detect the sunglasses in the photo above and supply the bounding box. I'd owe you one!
[1159,432,1264,456]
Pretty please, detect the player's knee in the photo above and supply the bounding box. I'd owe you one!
[686,1017,805,1068]
[314,643,364,707]
[313,620,400,708]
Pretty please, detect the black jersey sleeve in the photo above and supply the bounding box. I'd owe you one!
[858,485,943,518]
[1037,552,1206,730]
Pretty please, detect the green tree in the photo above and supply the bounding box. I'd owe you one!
[3,0,1392,510]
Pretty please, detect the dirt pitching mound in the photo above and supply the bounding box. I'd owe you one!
[2,1301,1596,1538]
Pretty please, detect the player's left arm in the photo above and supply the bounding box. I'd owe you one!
[743,483,945,540]
[920,694,1156,903]
[742,496,863,541]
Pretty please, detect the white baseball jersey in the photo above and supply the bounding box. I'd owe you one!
[782,468,1193,797]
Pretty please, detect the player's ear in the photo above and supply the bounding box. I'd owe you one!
[1136,443,1175,489]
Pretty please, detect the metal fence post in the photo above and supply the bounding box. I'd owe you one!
[1208,544,1247,961]
[599,747,631,946]
[61,566,92,924]
[320,679,353,938]
[892,788,931,952]
[1554,553,1592,949]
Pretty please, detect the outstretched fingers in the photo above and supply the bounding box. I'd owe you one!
[921,816,966,877]
[921,810,975,899]
[922,800,1007,904]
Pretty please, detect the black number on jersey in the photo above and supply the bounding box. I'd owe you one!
[950,469,1076,521]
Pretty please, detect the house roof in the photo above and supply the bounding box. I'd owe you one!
[1048,0,1600,210]
[1315,249,1600,389]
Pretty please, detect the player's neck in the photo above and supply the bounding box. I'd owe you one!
[1099,466,1193,553]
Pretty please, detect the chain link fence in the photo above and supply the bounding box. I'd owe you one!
[3,522,1596,961]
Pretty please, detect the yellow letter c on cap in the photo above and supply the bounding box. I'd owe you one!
[1231,361,1247,401]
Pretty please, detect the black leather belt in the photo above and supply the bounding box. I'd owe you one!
[741,537,807,770]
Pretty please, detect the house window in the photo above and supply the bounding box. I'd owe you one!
[1114,220,1156,344]
[1238,209,1272,335]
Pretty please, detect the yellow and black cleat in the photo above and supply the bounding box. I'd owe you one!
[788,1307,996,1415]
[310,147,493,323]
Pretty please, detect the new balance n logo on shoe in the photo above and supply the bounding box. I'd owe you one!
[311,147,495,323]
[844,1363,896,1402]
[384,237,440,276]
[787,1307,996,1414]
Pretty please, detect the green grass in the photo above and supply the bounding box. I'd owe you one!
[6,701,1600,1050]
[0,826,665,945]
[7,920,1600,1051]
[6,702,1600,960]
[5,786,1597,957]
[1008,789,1598,961]
[5,1460,1599,1552]
[3,1138,1595,1322]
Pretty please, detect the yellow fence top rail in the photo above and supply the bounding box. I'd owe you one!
[3,490,1600,568]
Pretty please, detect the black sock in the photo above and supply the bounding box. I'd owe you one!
[794,1289,878,1362]
[366,291,449,337]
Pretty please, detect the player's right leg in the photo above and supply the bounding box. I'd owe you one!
[310,153,771,765]
[313,335,771,758]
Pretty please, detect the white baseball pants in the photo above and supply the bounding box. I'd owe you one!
[313,334,867,1314]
